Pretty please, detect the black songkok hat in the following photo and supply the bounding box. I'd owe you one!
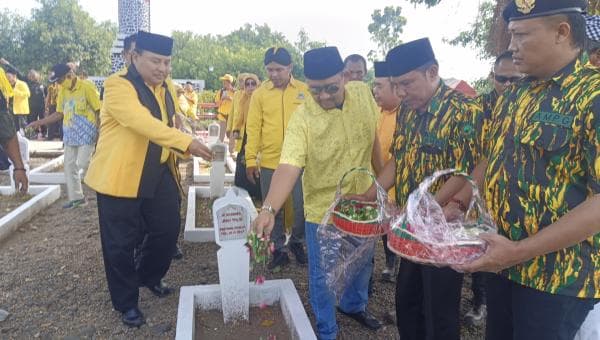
[502,0,587,22]
[48,64,71,83]
[386,38,436,77]
[303,46,344,80]
[264,47,292,66]
[136,30,173,56]
[374,61,391,78]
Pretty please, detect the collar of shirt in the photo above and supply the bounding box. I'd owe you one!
[264,76,299,91]
[522,54,585,88]
[420,80,452,117]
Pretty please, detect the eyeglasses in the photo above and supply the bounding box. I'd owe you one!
[245,81,257,87]
[494,74,522,84]
[309,84,341,96]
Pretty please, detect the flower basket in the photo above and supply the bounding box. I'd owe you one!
[387,169,496,265]
[332,168,387,237]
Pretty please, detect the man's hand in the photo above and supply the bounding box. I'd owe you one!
[188,139,212,161]
[246,166,260,185]
[344,184,377,202]
[252,210,275,239]
[12,169,28,194]
[443,202,465,222]
[453,233,524,273]
[26,121,42,130]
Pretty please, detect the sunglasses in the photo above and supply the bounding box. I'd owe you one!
[245,81,257,86]
[309,84,341,96]
[494,75,522,84]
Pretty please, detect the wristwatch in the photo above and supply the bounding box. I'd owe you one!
[260,204,276,215]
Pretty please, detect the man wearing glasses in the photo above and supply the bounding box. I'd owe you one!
[252,46,383,339]
[245,47,309,270]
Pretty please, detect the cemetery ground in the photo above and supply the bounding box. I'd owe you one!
[0,158,484,339]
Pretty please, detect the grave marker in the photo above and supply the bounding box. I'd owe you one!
[212,188,252,323]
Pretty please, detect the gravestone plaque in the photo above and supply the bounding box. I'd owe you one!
[208,123,220,146]
[212,188,252,323]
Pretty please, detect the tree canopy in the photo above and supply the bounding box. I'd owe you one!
[0,0,116,76]
[367,6,407,62]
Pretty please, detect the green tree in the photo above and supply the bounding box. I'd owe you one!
[295,28,327,54]
[171,24,323,89]
[367,6,407,62]
[21,0,116,75]
[0,9,28,67]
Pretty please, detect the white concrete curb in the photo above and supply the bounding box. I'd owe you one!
[0,185,61,243]
[29,155,66,184]
[175,279,316,340]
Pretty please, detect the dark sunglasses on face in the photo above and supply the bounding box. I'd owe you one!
[245,81,257,86]
[494,74,522,84]
[309,83,340,96]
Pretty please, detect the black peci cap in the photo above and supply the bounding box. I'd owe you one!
[136,30,174,56]
[374,61,391,78]
[386,38,436,77]
[264,47,292,66]
[502,0,587,23]
[303,46,345,80]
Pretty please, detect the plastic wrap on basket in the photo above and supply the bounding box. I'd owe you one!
[387,169,496,266]
[317,167,397,301]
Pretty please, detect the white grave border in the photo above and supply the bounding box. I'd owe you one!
[0,185,61,242]
[29,155,66,184]
[175,279,316,340]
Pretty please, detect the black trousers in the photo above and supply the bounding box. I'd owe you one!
[471,272,489,307]
[97,170,181,312]
[395,259,463,340]
[486,274,596,340]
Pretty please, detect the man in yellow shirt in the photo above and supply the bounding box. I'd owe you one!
[29,64,100,209]
[6,68,30,131]
[215,74,235,141]
[245,47,309,269]
[183,81,198,119]
[252,46,383,339]
[84,31,212,328]
[372,60,401,282]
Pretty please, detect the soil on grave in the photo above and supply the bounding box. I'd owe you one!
[0,194,33,219]
[196,197,215,228]
[0,158,485,339]
[195,305,290,340]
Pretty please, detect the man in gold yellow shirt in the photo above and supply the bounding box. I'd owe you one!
[29,64,100,209]
[84,31,212,328]
[372,60,401,282]
[252,46,383,339]
[183,81,198,119]
[5,68,30,131]
[215,74,235,141]
[245,47,309,269]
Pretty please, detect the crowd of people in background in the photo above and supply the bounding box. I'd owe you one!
[1,0,600,339]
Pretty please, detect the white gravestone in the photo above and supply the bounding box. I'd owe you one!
[213,187,252,323]
[208,123,220,146]
[210,143,227,198]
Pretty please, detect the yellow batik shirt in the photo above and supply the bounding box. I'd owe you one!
[484,56,600,298]
[393,82,482,208]
[279,81,379,224]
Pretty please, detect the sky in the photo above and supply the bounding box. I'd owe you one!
[3,0,493,82]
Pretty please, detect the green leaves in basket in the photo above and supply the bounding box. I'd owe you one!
[339,201,378,221]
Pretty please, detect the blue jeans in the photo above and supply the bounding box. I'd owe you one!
[305,222,373,339]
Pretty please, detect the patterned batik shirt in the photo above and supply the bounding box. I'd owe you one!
[485,56,600,298]
[393,81,483,208]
